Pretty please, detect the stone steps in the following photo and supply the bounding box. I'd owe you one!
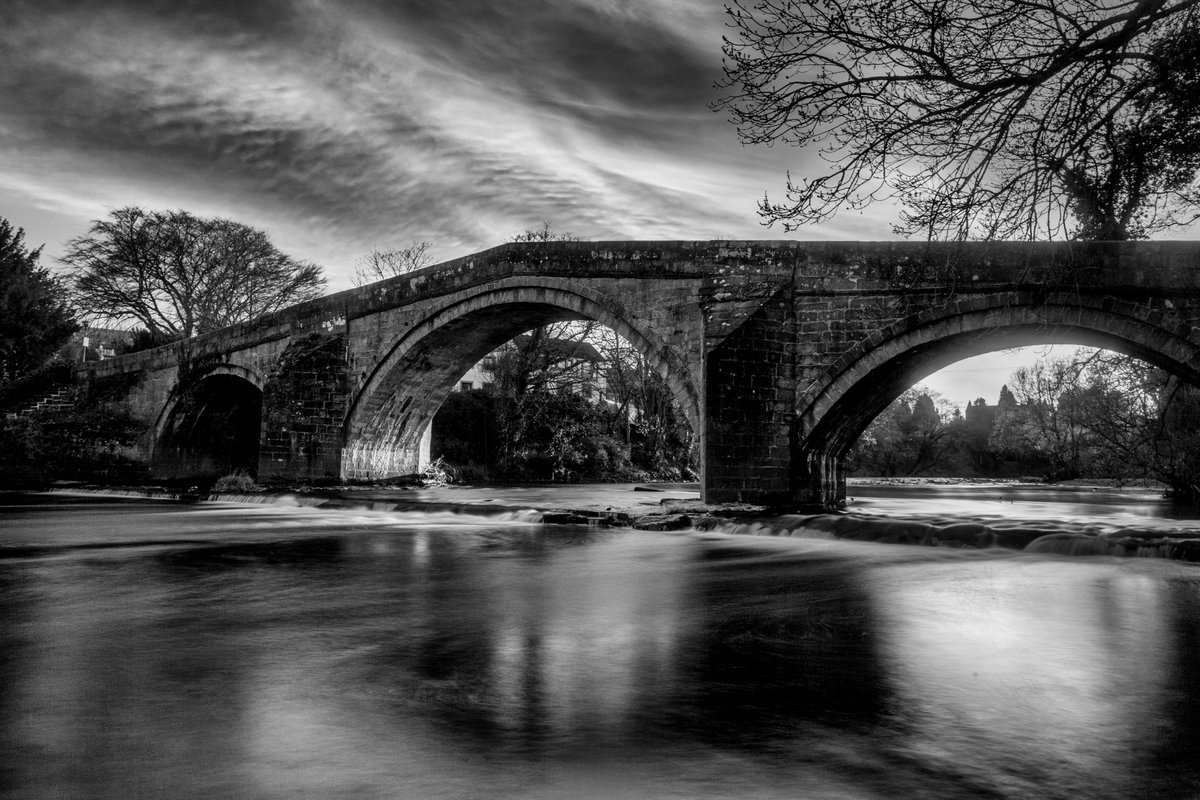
[4,386,77,420]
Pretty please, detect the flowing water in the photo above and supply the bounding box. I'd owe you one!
[1,486,1199,799]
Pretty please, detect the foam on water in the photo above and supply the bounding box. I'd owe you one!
[692,510,1200,563]
[48,488,544,528]
[42,486,1200,563]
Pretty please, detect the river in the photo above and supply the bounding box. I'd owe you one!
[1,485,1198,799]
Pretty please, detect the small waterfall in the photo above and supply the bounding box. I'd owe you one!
[1025,532,1200,561]
[49,486,180,500]
[691,512,1200,563]
[42,488,1200,562]
[205,492,325,507]
[47,487,544,526]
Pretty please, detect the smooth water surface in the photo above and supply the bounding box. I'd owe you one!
[2,492,1199,799]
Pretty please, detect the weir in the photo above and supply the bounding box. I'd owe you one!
[77,239,1200,508]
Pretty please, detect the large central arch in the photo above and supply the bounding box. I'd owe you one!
[343,279,701,481]
[794,293,1200,506]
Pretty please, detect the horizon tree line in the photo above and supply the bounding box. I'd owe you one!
[850,350,1200,500]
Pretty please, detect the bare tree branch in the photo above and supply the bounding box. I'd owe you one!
[717,0,1200,238]
[352,242,433,287]
[60,207,326,339]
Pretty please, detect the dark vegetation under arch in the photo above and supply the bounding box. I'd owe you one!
[430,322,697,484]
[850,349,1200,502]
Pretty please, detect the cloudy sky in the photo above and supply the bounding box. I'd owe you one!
[1,0,892,276]
[0,0,1112,407]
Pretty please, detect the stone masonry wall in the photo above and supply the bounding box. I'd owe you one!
[259,332,350,484]
[703,288,798,505]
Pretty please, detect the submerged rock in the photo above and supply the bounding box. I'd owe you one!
[1026,532,1200,561]
[633,513,693,531]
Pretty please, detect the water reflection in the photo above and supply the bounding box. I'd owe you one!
[671,540,888,742]
[2,497,1200,798]
[872,561,1175,796]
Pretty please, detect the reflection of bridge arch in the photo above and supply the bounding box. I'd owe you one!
[152,364,265,482]
[343,278,701,480]
[795,294,1200,504]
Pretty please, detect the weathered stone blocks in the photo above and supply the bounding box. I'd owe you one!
[259,332,350,483]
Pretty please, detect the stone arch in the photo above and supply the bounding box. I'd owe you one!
[343,279,700,480]
[794,295,1200,504]
[153,363,266,440]
[152,365,266,482]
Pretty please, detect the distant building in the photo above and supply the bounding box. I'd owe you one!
[455,334,607,402]
[65,327,132,362]
[455,359,492,392]
[964,397,997,431]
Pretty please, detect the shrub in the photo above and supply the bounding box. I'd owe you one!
[212,470,258,493]
[0,405,150,486]
[0,359,74,412]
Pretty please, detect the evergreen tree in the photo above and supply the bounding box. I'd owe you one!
[997,385,1017,410]
[0,218,77,384]
[849,388,956,476]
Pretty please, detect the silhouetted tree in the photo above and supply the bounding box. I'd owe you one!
[1067,350,1200,497]
[61,207,325,338]
[436,223,696,482]
[0,218,77,384]
[849,388,957,476]
[717,0,1200,239]
[961,398,999,471]
[484,323,606,476]
[352,242,433,286]
[596,330,697,480]
[487,324,602,398]
[509,221,583,244]
[1062,21,1200,239]
[989,359,1093,478]
[116,327,177,355]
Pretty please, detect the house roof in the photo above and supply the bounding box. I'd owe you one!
[511,334,602,364]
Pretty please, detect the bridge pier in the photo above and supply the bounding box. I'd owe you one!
[798,450,846,509]
[701,286,799,507]
[258,332,350,484]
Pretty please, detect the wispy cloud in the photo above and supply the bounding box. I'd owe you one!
[0,0,877,285]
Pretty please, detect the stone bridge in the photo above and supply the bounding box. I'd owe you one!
[80,240,1200,508]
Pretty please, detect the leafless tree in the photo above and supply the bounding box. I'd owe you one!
[1070,350,1200,494]
[989,358,1092,477]
[717,0,1200,239]
[850,388,957,476]
[485,322,602,397]
[508,221,584,243]
[61,207,325,339]
[593,329,697,478]
[351,242,433,286]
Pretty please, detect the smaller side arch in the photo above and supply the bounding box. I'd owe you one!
[153,363,266,442]
[152,364,266,483]
[794,296,1200,506]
